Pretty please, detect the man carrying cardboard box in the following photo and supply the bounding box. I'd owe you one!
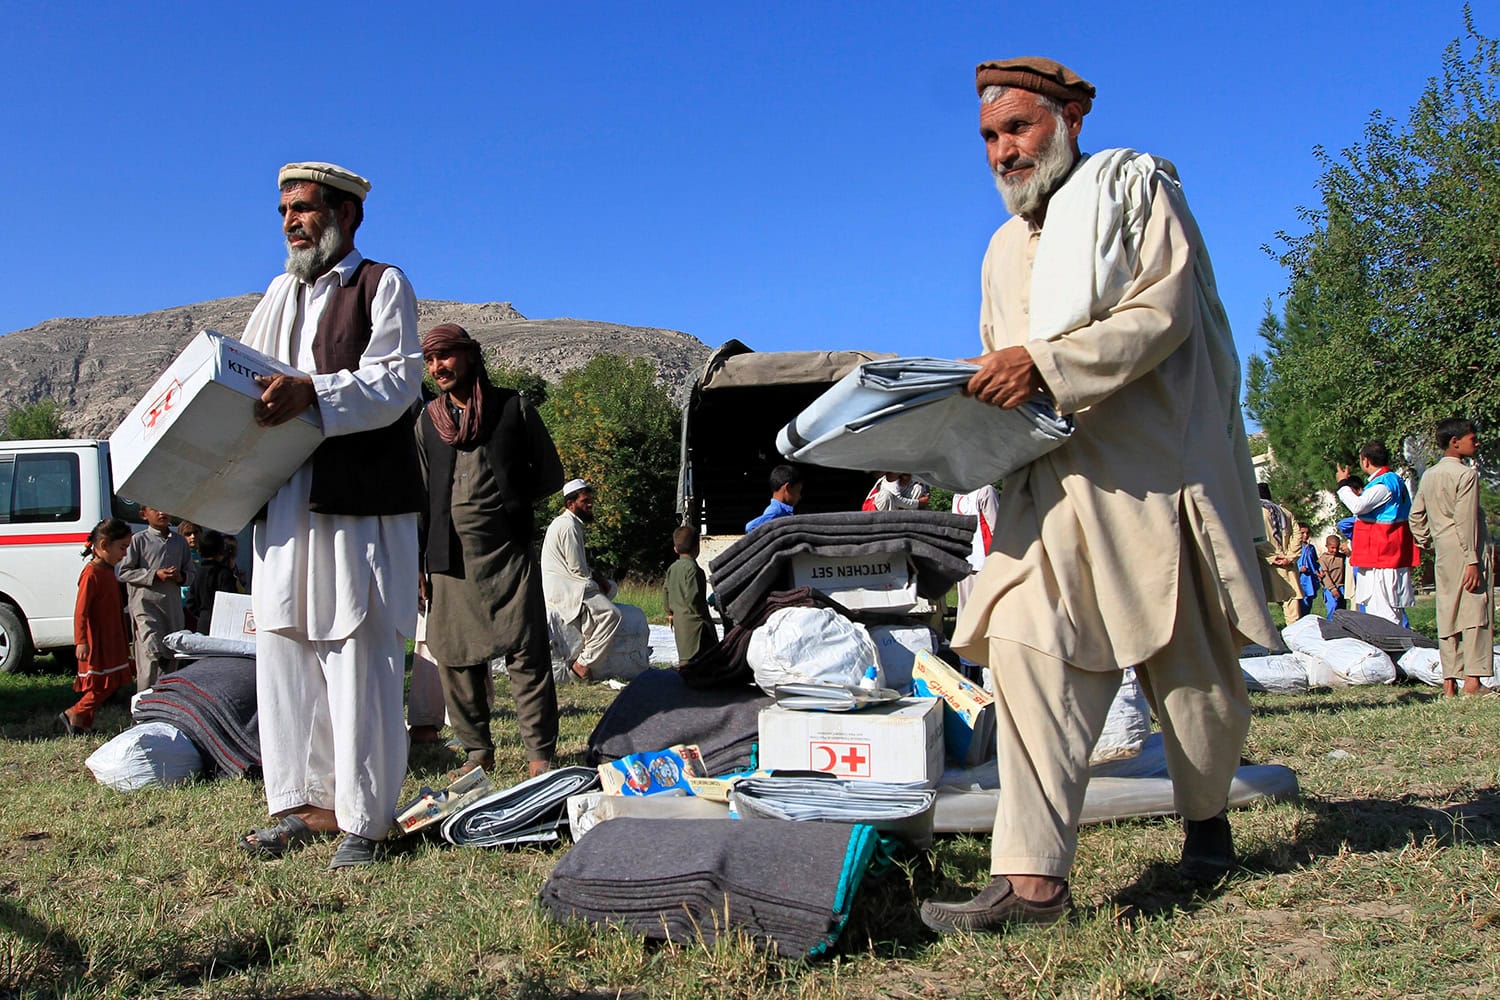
[920,58,1281,934]
[236,161,423,870]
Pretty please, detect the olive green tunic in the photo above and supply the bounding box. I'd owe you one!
[663,556,717,663]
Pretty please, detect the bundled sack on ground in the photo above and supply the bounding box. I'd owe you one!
[86,721,204,791]
[539,817,883,959]
[547,603,651,684]
[748,606,882,694]
[132,656,260,777]
[678,586,852,689]
[1395,646,1500,688]
[587,668,771,776]
[1280,616,1397,686]
[1239,653,1310,693]
[708,511,974,623]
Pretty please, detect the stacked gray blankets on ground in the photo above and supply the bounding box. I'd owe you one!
[540,817,882,958]
[731,776,936,849]
[133,657,260,778]
[1328,609,1438,656]
[709,511,975,623]
[441,766,598,847]
[586,668,770,775]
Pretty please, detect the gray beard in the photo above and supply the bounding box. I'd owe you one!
[993,114,1076,218]
[284,218,347,282]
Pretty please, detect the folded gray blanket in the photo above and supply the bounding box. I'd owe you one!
[441,766,599,847]
[1328,609,1438,655]
[730,776,936,849]
[133,657,260,778]
[586,668,770,775]
[539,817,881,958]
[709,511,975,622]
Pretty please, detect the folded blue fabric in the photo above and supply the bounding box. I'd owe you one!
[777,356,1072,491]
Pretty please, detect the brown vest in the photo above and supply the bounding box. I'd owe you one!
[305,258,423,516]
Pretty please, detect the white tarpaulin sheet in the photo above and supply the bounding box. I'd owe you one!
[776,357,1073,491]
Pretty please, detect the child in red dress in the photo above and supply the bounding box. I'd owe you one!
[60,518,134,735]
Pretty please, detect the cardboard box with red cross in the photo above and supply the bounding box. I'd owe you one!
[756,696,943,787]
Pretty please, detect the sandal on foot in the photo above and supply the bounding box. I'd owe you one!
[527,759,554,779]
[239,814,317,858]
[569,660,592,682]
[445,753,495,784]
[56,712,84,737]
[328,833,379,870]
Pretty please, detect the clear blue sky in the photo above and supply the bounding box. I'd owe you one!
[0,1,1481,385]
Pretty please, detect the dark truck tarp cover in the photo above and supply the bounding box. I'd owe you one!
[678,340,897,534]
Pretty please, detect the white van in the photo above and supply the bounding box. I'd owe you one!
[0,439,139,672]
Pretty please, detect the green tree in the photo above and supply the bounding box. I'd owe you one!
[1254,7,1500,511]
[538,355,681,577]
[1,400,66,440]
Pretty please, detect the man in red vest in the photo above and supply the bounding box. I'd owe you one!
[1336,441,1418,625]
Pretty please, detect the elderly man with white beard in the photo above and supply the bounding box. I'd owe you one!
[236,161,423,869]
[918,59,1281,934]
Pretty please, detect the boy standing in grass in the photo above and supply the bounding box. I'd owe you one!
[664,526,717,663]
[1409,418,1494,697]
[1318,534,1347,619]
[116,506,194,691]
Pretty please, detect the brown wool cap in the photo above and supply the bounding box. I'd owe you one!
[975,57,1095,115]
[277,161,372,200]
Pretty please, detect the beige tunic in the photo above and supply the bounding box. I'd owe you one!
[1409,457,1493,637]
[952,177,1279,670]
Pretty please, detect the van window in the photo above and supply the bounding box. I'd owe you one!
[0,453,81,523]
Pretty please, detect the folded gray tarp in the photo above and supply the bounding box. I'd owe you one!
[1329,609,1438,656]
[540,817,882,959]
[708,511,975,623]
[777,357,1073,491]
[441,766,599,847]
[731,776,936,849]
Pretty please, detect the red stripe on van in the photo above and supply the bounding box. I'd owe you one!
[0,532,91,546]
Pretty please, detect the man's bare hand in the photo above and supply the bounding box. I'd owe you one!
[1462,563,1482,593]
[1335,463,1351,481]
[254,374,317,427]
[156,567,181,583]
[964,347,1046,409]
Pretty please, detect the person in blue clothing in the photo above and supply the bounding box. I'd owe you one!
[1294,524,1319,619]
[745,465,804,532]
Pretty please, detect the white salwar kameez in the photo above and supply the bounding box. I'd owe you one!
[1337,480,1415,624]
[241,249,421,840]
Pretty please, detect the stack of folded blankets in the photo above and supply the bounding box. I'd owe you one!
[540,817,881,958]
[709,511,975,622]
[442,767,599,847]
[133,657,260,778]
[587,668,770,775]
[1328,608,1438,656]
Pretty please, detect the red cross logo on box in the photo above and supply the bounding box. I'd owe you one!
[142,380,182,430]
[811,741,871,778]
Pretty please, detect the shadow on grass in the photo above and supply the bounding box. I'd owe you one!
[1249,687,1438,718]
[1109,785,1500,922]
[0,896,86,998]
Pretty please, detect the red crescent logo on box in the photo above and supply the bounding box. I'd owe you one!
[811,741,871,777]
[142,380,183,429]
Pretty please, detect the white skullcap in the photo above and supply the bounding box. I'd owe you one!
[562,479,590,497]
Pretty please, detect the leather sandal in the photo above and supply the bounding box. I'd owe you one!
[445,752,495,784]
[919,876,1071,935]
[328,833,379,870]
[528,759,554,779]
[56,712,85,737]
[239,814,321,858]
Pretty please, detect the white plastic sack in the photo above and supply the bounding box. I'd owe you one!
[1398,647,1444,687]
[1240,654,1309,693]
[548,603,650,686]
[748,606,881,694]
[85,722,203,792]
[1317,637,1396,686]
[1295,650,1342,688]
[1280,614,1329,653]
[1090,667,1152,765]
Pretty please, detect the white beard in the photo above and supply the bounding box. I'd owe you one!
[993,114,1076,218]
[284,216,347,282]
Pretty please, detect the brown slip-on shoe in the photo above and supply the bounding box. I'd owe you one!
[919,876,1071,935]
[1179,811,1236,881]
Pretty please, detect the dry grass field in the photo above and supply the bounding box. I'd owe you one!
[3,598,1498,999]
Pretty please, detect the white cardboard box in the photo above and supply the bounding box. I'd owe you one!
[109,330,323,535]
[758,696,943,787]
[789,552,919,612]
[208,592,256,642]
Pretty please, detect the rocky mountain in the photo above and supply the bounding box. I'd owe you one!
[0,296,713,438]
